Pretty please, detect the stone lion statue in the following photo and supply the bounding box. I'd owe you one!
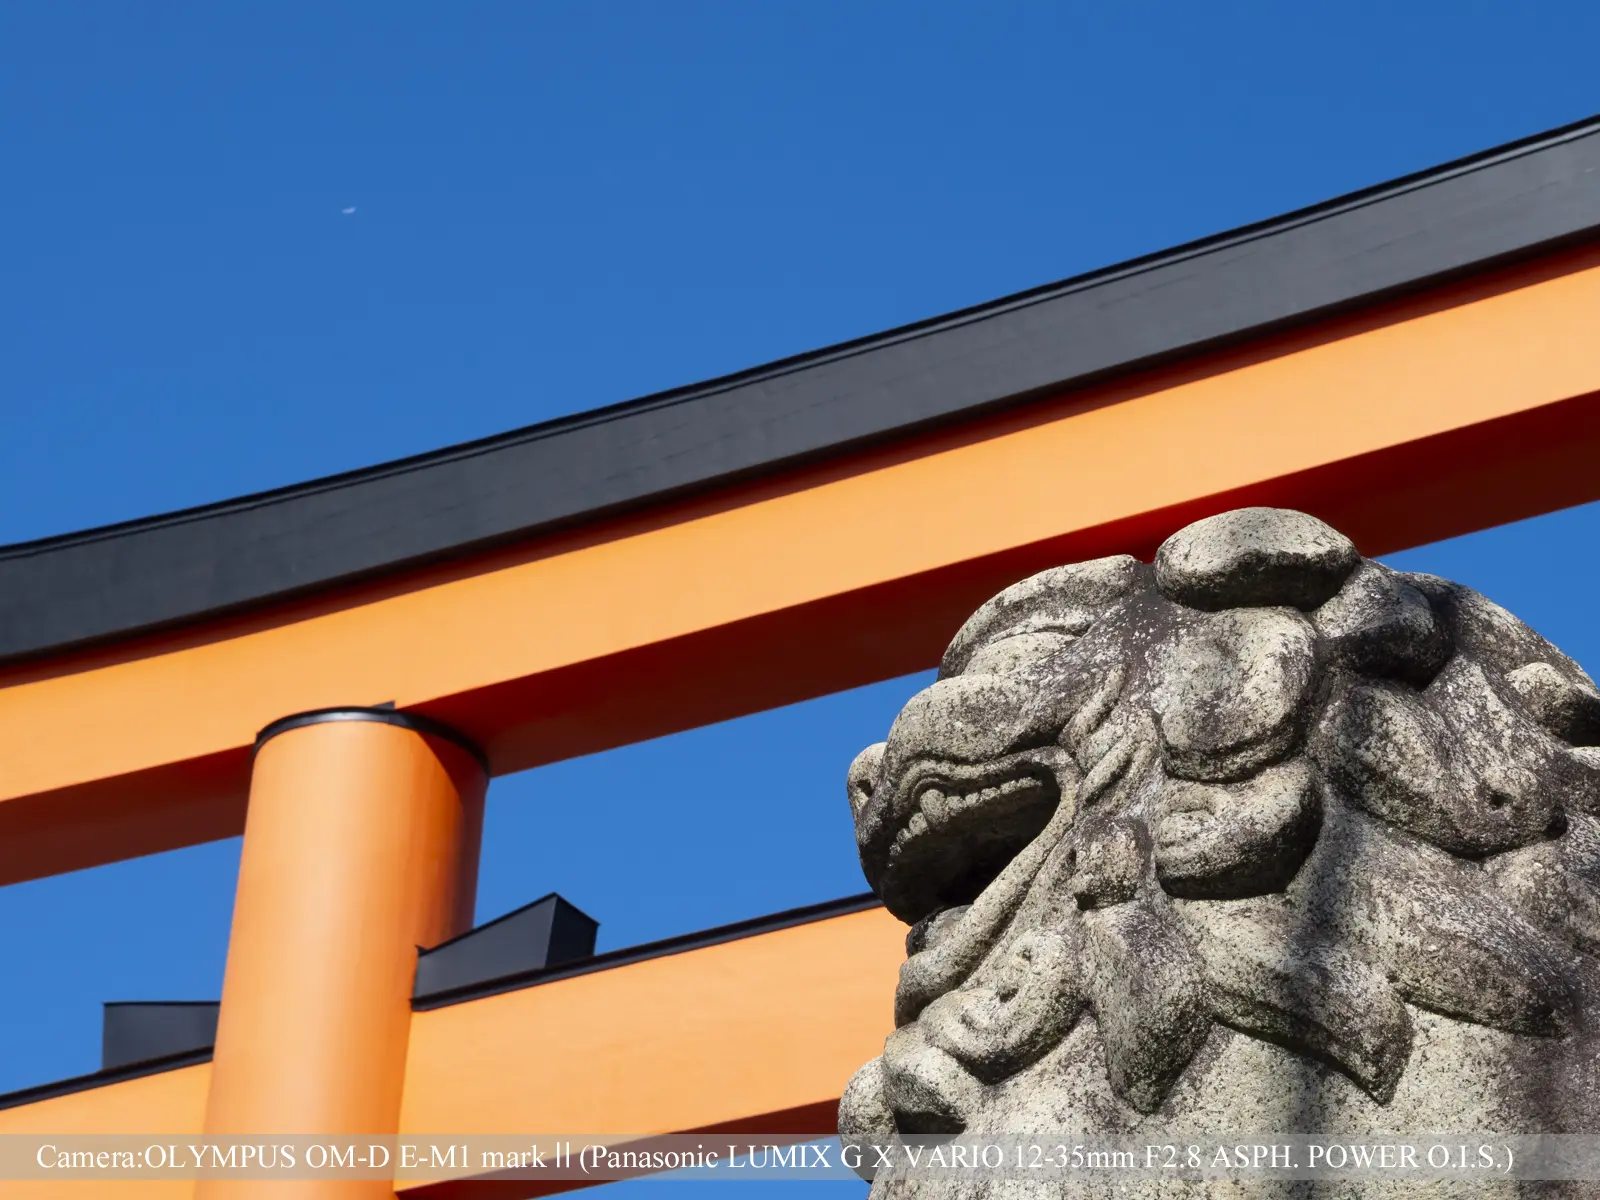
[838,508,1600,1194]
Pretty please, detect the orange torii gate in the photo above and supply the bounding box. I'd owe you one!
[3,114,1600,1197]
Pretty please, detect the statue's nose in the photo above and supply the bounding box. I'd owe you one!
[885,674,1039,766]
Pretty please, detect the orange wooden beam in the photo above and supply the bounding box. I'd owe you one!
[5,247,1600,884]
[395,905,901,1142]
[0,906,905,1197]
[0,1063,208,1200]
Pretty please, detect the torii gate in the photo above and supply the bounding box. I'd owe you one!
[4,114,1600,1197]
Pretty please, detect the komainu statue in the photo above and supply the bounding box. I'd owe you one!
[839,507,1600,1192]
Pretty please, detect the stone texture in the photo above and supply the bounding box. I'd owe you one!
[1083,899,1210,1114]
[1506,660,1600,746]
[920,925,1086,1083]
[940,556,1150,678]
[1176,897,1413,1103]
[1312,561,1448,685]
[1150,609,1317,783]
[839,506,1600,1198]
[1313,667,1563,857]
[1155,508,1359,612]
[1153,760,1321,900]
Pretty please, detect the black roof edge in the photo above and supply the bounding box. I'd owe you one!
[4,114,1600,664]
[417,890,600,956]
[0,1048,213,1112]
[411,892,884,1010]
[10,109,1600,559]
[101,999,220,1008]
[0,894,886,1108]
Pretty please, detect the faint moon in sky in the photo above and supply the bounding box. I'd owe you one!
[341,207,356,215]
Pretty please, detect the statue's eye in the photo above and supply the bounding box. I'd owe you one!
[846,742,886,820]
[1503,661,1600,746]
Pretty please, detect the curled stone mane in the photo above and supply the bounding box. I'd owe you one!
[839,507,1600,1194]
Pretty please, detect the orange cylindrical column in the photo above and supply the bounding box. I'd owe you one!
[196,709,486,1199]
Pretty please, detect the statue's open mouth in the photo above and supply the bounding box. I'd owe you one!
[873,751,1063,923]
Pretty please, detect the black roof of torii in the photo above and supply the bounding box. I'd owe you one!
[4,114,1600,665]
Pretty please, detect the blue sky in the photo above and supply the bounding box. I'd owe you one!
[2,4,1599,1192]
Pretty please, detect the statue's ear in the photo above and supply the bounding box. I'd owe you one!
[939,555,1149,679]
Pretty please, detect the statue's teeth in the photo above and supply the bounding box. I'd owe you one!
[922,790,949,825]
[908,812,929,837]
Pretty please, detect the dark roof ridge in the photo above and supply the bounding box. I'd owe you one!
[4,113,1599,662]
[8,111,1598,563]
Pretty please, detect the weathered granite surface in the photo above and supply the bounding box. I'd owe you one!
[839,508,1600,1197]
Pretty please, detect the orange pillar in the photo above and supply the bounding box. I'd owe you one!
[196,709,487,1199]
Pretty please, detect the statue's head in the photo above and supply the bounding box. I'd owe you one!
[842,508,1600,1147]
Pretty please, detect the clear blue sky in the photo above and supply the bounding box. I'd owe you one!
[2,4,1599,1188]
